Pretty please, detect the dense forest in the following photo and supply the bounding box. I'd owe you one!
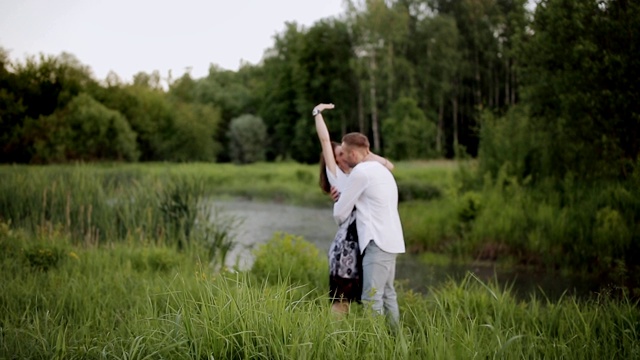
[1,0,638,182]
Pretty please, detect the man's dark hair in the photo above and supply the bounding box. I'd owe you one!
[342,132,370,149]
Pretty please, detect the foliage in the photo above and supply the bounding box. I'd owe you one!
[414,13,461,155]
[31,93,139,162]
[477,105,543,182]
[382,97,437,159]
[190,65,260,162]
[5,0,635,173]
[291,18,359,163]
[1,226,639,359]
[2,1,537,163]
[199,210,241,270]
[519,0,640,180]
[251,232,327,292]
[157,177,204,250]
[399,199,459,253]
[167,101,221,162]
[130,246,181,272]
[1,160,639,289]
[258,23,306,162]
[0,52,96,162]
[455,166,640,280]
[227,114,267,164]
[396,180,442,202]
[456,191,482,223]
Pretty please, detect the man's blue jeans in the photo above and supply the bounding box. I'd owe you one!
[361,241,399,325]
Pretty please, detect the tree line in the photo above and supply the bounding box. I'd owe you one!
[1,0,638,182]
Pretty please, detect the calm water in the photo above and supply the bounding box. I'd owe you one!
[211,199,601,301]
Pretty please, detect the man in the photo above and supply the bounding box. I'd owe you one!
[332,132,405,325]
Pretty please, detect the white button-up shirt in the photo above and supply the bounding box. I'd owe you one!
[333,161,405,254]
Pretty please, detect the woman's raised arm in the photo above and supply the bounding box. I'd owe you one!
[313,103,337,177]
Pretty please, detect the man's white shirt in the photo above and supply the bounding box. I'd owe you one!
[333,161,405,254]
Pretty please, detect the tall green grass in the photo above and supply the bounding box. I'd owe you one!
[455,167,640,277]
[0,161,452,245]
[1,223,638,359]
[0,162,328,248]
[3,161,638,291]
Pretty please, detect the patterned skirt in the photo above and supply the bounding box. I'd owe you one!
[328,211,362,303]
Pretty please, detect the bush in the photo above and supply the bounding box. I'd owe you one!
[477,106,543,183]
[457,191,482,223]
[250,232,327,293]
[399,200,458,253]
[130,247,181,272]
[227,114,267,164]
[593,207,631,259]
[23,243,65,271]
[0,220,24,262]
[382,97,438,160]
[32,93,139,162]
[397,180,442,202]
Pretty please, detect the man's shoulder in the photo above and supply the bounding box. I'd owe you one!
[352,161,390,178]
[356,161,384,169]
[353,161,378,173]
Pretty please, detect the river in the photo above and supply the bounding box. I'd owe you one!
[211,199,601,301]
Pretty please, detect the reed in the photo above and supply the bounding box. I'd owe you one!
[1,223,638,359]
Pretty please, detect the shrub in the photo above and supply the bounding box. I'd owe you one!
[33,93,139,162]
[382,97,437,160]
[227,114,267,164]
[397,180,442,202]
[593,207,631,259]
[131,247,180,272]
[23,243,65,271]
[250,232,327,293]
[0,220,24,261]
[457,191,482,223]
[158,177,203,250]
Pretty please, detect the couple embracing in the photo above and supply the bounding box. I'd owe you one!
[313,103,406,325]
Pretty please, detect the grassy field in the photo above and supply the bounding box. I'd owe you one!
[1,226,639,359]
[0,161,638,358]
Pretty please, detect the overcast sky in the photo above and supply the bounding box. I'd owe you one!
[0,0,346,82]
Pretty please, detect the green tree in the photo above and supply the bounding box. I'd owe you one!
[30,93,138,162]
[382,97,436,159]
[1,52,95,163]
[258,22,306,161]
[415,14,461,156]
[194,65,258,162]
[98,84,175,161]
[0,48,27,162]
[520,0,640,180]
[167,102,222,162]
[169,72,197,103]
[227,114,267,164]
[292,18,360,164]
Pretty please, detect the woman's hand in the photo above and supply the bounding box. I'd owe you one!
[330,186,341,202]
[313,103,335,113]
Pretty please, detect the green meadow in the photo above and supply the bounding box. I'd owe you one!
[1,162,639,359]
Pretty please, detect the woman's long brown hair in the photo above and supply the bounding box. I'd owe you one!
[319,141,340,194]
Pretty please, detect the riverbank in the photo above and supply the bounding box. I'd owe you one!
[1,161,637,296]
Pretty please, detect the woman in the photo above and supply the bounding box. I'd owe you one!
[313,103,394,314]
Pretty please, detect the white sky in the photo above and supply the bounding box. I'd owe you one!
[0,0,346,82]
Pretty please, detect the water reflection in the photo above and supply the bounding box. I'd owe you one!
[212,199,601,301]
